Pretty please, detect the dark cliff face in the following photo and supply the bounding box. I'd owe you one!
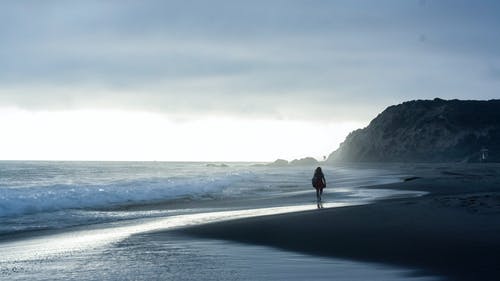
[328,99,500,163]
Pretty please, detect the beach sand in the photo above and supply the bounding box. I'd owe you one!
[172,164,500,281]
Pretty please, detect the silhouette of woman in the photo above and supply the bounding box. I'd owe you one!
[312,167,326,206]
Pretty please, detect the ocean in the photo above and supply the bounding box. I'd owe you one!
[0,161,434,280]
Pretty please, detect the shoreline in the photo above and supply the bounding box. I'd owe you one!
[172,165,500,281]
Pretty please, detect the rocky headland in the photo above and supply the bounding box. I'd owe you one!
[327,98,500,163]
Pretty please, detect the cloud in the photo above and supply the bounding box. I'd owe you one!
[1,0,500,122]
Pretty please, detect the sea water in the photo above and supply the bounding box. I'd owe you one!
[0,161,435,281]
[0,161,411,236]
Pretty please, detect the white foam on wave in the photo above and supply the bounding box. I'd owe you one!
[0,173,252,218]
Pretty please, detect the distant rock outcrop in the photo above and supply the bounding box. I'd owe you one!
[290,157,319,166]
[268,159,289,167]
[327,98,500,163]
[268,157,319,167]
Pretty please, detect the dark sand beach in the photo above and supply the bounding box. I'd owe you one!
[173,164,500,281]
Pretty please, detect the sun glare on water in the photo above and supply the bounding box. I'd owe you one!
[0,203,352,262]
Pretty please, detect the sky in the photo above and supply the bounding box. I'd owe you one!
[1,0,499,161]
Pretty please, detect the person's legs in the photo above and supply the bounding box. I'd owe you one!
[316,188,324,208]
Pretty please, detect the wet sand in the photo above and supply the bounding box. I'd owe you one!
[173,164,500,281]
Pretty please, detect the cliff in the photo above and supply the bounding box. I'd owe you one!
[327,98,500,163]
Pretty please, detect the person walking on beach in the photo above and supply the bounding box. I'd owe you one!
[312,167,326,205]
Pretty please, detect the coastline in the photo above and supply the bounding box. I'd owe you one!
[172,164,500,281]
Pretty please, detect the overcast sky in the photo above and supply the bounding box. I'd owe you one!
[1,0,499,161]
